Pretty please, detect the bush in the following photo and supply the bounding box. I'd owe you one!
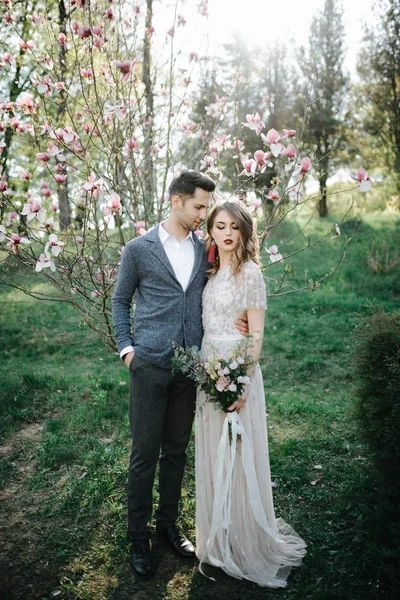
[352,308,400,495]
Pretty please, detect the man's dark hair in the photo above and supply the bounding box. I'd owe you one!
[168,170,216,200]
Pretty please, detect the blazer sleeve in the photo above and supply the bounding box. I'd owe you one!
[112,243,140,354]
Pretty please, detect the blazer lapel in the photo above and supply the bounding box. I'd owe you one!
[145,225,178,283]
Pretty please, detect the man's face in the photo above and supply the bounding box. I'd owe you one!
[177,187,211,232]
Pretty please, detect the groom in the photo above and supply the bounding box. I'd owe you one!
[112,171,216,579]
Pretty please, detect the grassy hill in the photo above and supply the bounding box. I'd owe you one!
[0,213,399,600]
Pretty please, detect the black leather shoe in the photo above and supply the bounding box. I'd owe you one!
[131,539,155,579]
[156,525,196,559]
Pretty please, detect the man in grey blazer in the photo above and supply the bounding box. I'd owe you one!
[112,171,216,579]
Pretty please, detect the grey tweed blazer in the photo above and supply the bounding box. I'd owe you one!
[112,225,208,368]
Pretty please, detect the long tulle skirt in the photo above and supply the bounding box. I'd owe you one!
[195,335,307,588]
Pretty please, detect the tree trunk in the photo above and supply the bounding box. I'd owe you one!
[57,0,71,230]
[318,166,329,217]
[142,0,155,221]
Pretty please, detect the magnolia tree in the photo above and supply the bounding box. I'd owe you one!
[0,0,372,351]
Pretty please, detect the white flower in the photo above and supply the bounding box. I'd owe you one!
[229,361,238,370]
[0,224,6,242]
[266,245,283,263]
[217,367,230,376]
[45,233,65,256]
[227,383,237,392]
[237,375,251,385]
[35,252,56,272]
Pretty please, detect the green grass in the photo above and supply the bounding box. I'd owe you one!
[0,213,399,600]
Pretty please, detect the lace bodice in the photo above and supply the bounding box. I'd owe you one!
[202,260,267,337]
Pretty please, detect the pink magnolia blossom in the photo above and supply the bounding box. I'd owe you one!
[243,112,265,135]
[241,158,257,177]
[54,174,67,184]
[249,194,262,215]
[300,157,312,173]
[189,52,198,62]
[26,14,45,26]
[281,143,296,159]
[267,190,281,202]
[104,191,122,216]
[261,129,284,157]
[19,39,35,51]
[7,233,30,254]
[167,26,175,37]
[6,212,18,225]
[47,142,65,160]
[16,94,36,115]
[36,76,52,96]
[266,245,283,263]
[45,233,64,256]
[2,53,15,66]
[254,150,273,172]
[0,175,7,192]
[41,187,52,198]
[45,216,54,229]
[135,221,146,230]
[283,129,296,138]
[75,24,91,39]
[91,290,101,299]
[199,155,219,175]
[177,14,187,26]
[82,174,103,192]
[21,198,46,223]
[35,252,56,272]
[113,60,136,81]
[3,13,16,24]
[9,117,25,132]
[80,68,93,81]
[21,170,32,180]
[55,126,78,144]
[350,167,372,192]
[126,137,139,152]
[58,32,67,45]
[92,26,103,37]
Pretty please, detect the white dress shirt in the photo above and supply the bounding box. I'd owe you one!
[120,224,195,359]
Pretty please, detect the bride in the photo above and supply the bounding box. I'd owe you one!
[195,200,307,588]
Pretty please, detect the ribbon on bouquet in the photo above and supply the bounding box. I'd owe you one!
[199,411,285,581]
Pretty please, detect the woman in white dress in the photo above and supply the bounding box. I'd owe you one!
[195,201,307,588]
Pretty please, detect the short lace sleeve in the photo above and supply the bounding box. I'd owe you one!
[235,261,267,311]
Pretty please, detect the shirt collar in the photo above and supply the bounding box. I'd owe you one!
[159,223,195,245]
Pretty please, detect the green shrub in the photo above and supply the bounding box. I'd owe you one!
[352,308,400,495]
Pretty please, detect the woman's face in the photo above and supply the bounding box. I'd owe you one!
[210,209,241,255]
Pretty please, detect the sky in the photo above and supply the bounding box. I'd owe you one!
[209,0,375,74]
[158,0,376,77]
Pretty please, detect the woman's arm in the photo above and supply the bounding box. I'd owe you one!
[227,307,265,413]
[246,307,265,366]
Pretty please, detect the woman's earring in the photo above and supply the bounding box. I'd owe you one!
[208,239,216,263]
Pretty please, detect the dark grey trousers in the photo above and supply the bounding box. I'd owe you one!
[127,354,196,540]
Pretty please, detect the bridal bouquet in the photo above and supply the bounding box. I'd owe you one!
[171,338,254,413]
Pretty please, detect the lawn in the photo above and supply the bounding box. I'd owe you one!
[0,213,399,600]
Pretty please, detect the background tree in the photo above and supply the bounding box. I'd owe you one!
[357,0,400,196]
[297,0,348,217]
